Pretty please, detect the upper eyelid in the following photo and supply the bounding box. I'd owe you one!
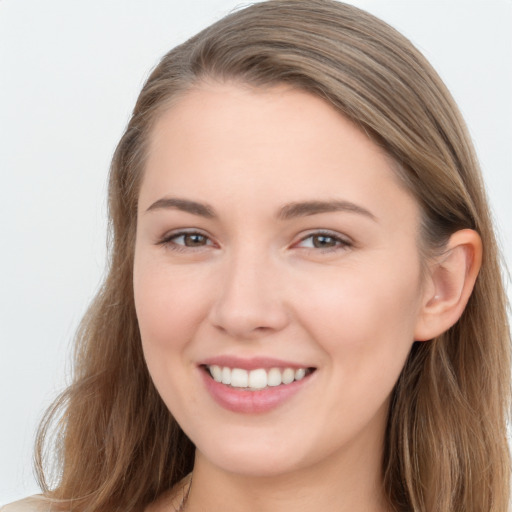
[291,231,354,254]
[157,228,214,245]
[156,228,352,247]
[295,229,352,244]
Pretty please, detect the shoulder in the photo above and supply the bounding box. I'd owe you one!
[0,496,59,512]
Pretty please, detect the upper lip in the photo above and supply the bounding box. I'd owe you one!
[200,356,315,371]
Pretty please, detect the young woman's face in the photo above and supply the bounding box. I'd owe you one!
[134,83,427,478]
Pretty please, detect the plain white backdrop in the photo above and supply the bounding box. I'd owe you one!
[1,0,511,503]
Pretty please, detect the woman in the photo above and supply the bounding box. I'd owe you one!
[3,0,510,511]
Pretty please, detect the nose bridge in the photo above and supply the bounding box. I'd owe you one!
[209,242,289,337]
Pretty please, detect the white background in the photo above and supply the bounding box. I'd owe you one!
[1,0,511,503]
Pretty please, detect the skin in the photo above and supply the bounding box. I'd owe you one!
[134,82,476,512]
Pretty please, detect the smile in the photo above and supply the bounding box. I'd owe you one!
[205,365,314,390]
[200,361,317,413]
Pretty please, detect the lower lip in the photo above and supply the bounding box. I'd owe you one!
[200,369,313,414]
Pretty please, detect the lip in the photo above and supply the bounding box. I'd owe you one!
[199,357,316,414]
[200,355,311,371]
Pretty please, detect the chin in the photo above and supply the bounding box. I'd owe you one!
[193,430,319,478]
[201,450,305,478]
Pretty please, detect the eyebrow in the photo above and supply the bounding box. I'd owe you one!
[278,200,376,221]
[145,197,215,218]
[145,196,376,222]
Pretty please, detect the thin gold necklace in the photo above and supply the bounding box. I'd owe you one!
[174,475,192,512]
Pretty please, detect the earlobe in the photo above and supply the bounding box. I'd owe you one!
[414,229,482,341]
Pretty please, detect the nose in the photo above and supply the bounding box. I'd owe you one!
[208,250,290,339]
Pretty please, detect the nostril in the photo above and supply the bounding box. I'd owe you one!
[209,308,290,339]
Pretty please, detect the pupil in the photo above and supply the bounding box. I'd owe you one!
[313,235,335,248]
[185,234,206,246]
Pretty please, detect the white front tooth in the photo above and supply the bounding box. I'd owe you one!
[267,367,282,387]
[248,369,267,390]
[231,368,249,388]
[210,365,222,382]
[282,368,295,385]
[221,367,231,385]
[294,368,306,381]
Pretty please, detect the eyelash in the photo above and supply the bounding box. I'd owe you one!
[157,230,214,252]
[157,230,352,253]
[294,230,352,252]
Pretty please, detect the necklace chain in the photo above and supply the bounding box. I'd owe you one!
[174,475,192,512]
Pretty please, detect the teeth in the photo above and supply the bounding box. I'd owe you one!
[267,367,282,387]
[221,366,231,385]
[207,365,311,390]
[282,368,295,384]
[210,365,222,382]
[231,368,248,388]
[248,368,267,390]
[295,368,306,381]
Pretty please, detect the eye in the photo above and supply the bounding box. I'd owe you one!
[174,233,210,247]
[158,230,214,250]
[295,231,352,251]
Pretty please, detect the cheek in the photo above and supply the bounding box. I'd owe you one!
[298,254,423,378]
[293,263,422,442]
[133,259,211,413]
[133,258,211,355]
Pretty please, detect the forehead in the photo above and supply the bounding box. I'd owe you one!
[140,82,418,227]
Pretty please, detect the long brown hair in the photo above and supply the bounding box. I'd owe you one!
[36,1,511,510]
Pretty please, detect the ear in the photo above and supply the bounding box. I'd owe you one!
[414,229,482,342]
